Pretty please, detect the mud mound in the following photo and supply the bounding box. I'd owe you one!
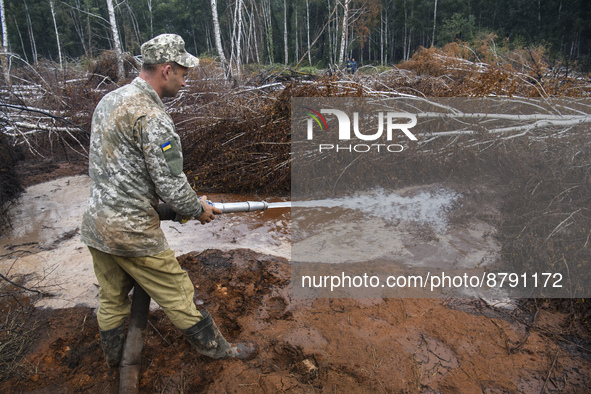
[2,249,591,392]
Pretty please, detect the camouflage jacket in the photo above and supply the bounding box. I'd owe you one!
[81,77,204,257]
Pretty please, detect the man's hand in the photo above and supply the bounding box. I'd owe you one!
[196,196,222,224]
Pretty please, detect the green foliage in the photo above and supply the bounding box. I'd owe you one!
[437,13,476,44]
[295,65,321,74]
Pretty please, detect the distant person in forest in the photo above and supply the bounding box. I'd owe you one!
[346,57,353,74]
[351,58,358,74]
[81,33,257,367]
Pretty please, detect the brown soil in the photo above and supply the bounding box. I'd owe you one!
[1,248,590,393]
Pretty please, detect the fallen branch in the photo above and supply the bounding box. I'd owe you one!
[0,103,89,133]
[0,272,52,296]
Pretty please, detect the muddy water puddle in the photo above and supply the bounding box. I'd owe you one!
[293,186,499,269]
[1,176,501,308]
[0,175,290,309]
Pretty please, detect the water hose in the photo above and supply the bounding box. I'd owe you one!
[210,200,269,213]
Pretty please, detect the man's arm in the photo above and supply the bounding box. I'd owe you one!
[138,115,205,219]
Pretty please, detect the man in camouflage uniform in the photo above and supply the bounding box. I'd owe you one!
[81,34,257,366]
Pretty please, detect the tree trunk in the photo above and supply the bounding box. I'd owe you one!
[431,0,437,47]
[328,0,335,65]
[380,11,384,66]
[230,0,238,67]
[12,15,28,63]
[210,0,229,77]
[262,0,274,64]
[295,0,337,70]
[49,0,63,70]
[106,0,124,80]
[0,0,7,53]
[1,0,10,87]
[24,0,38,63]
[147,0,154,37]
[250,3,260,63]
[403,0,409,61]
[123,1,141,45]
[295,4,299,63]
[235,0,244,73]
[284,0,288,65]
[261,0,272,64]
[333,2,339,64]
[306,0,311,66]
[338,0,350,66]
[245,9,251,64]
[71,0,88,57]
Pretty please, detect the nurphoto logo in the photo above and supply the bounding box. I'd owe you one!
[304,107,418,153]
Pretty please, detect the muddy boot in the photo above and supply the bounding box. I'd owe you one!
[182,311,257,360]
[99,323,126,367]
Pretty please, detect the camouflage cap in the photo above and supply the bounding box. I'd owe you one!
[141,34,199,68]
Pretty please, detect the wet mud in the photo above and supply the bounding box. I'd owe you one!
[2,249,591,393]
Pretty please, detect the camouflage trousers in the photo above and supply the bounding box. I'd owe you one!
[89,247,203,331]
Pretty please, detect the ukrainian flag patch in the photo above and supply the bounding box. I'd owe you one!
[161,141,172,152]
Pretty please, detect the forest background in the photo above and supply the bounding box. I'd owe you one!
[1,0,591,75]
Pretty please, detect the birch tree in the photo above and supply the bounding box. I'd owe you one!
[70,0,88,57]
[338,0,350,66]
[261,0,274,64]
[284,0,288,65]
[12,15,28,63]
[106,0,125,80]
[210,0,230,77]
[380,8,384,65]
[230,0,244,74]
[431,0,437,47]
[24,0,37,63]
[147,0,154,37]
[306,0,312,65]
[49,0,63,69]
[295,4,298,62]
[246,3,260,63]
[1,0,9,87]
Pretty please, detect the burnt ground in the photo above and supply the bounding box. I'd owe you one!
[1,248,591,393]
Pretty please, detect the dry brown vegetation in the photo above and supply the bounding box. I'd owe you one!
[1,42,590,290]
[0,291,40,382]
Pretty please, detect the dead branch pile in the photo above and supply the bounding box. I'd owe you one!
[172,59,377,194]
[87,50,139,85]
[1,43,589,195]
[0,59,106,161]
[393,42,591,97]
[0,55,127,233]
[0,290,40,382]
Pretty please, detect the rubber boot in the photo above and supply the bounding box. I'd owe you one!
[99,323,126,367]
[182,311,257,360]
